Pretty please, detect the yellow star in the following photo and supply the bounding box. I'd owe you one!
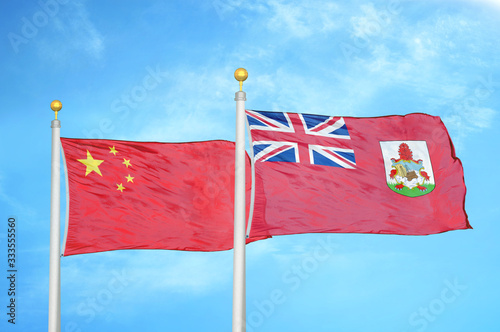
[125,174,134,183]
[109,146,118,156]
[77,150,104,176]
[117,183,125,192]
[123,158,132,168]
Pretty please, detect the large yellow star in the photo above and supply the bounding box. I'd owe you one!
[125,174,134,183]
[116,183,125,192]
[77,150,104,176]
[109,146,118,156]
[123,158,132,168]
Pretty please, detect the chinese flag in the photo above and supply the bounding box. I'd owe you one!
[61,138,266,256]
[246,110,471,237]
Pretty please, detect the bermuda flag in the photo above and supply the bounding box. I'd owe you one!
[246,110,471,237]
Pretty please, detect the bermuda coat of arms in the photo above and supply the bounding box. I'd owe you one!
[380,141,435,197]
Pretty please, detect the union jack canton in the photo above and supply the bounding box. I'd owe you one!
[246,110,356,169]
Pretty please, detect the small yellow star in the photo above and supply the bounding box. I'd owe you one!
[109,146,118,156]
[117,183,125,192]
[77,150,104,176]
[125,174,134,183]
[123,158,132,168]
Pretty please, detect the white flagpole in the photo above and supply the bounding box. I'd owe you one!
[49,100,62,332]
[233,68,248,332]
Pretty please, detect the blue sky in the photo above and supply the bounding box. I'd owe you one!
[1,0,499,331]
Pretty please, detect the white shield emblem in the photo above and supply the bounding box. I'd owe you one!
[380,141,435,197]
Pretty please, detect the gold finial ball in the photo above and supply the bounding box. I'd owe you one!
[51,100,62,112]
[234,68,248,82]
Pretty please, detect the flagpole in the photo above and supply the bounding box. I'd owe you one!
[49,100,62,332]
[233,68,248,332]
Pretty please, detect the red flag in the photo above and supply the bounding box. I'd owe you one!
[246,110,471,237]
[61,138,266,256]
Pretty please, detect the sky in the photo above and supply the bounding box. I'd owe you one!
[0,0,499,331]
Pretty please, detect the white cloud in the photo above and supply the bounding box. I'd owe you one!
[104,1,498,150]
[442,103,496,151]
[129,66,237,143]
[350,3,395,39]
[411,37,437,61]
[461,0,500,10]
[443,106,496,131]
[466,107,496,128]
[213,0,341,38]
[337,2,499,127]
[37,1,104,62]
[265,0,340,38]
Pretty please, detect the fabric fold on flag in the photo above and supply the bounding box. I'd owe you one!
[246,110,471,237]
[61,138,268,256]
